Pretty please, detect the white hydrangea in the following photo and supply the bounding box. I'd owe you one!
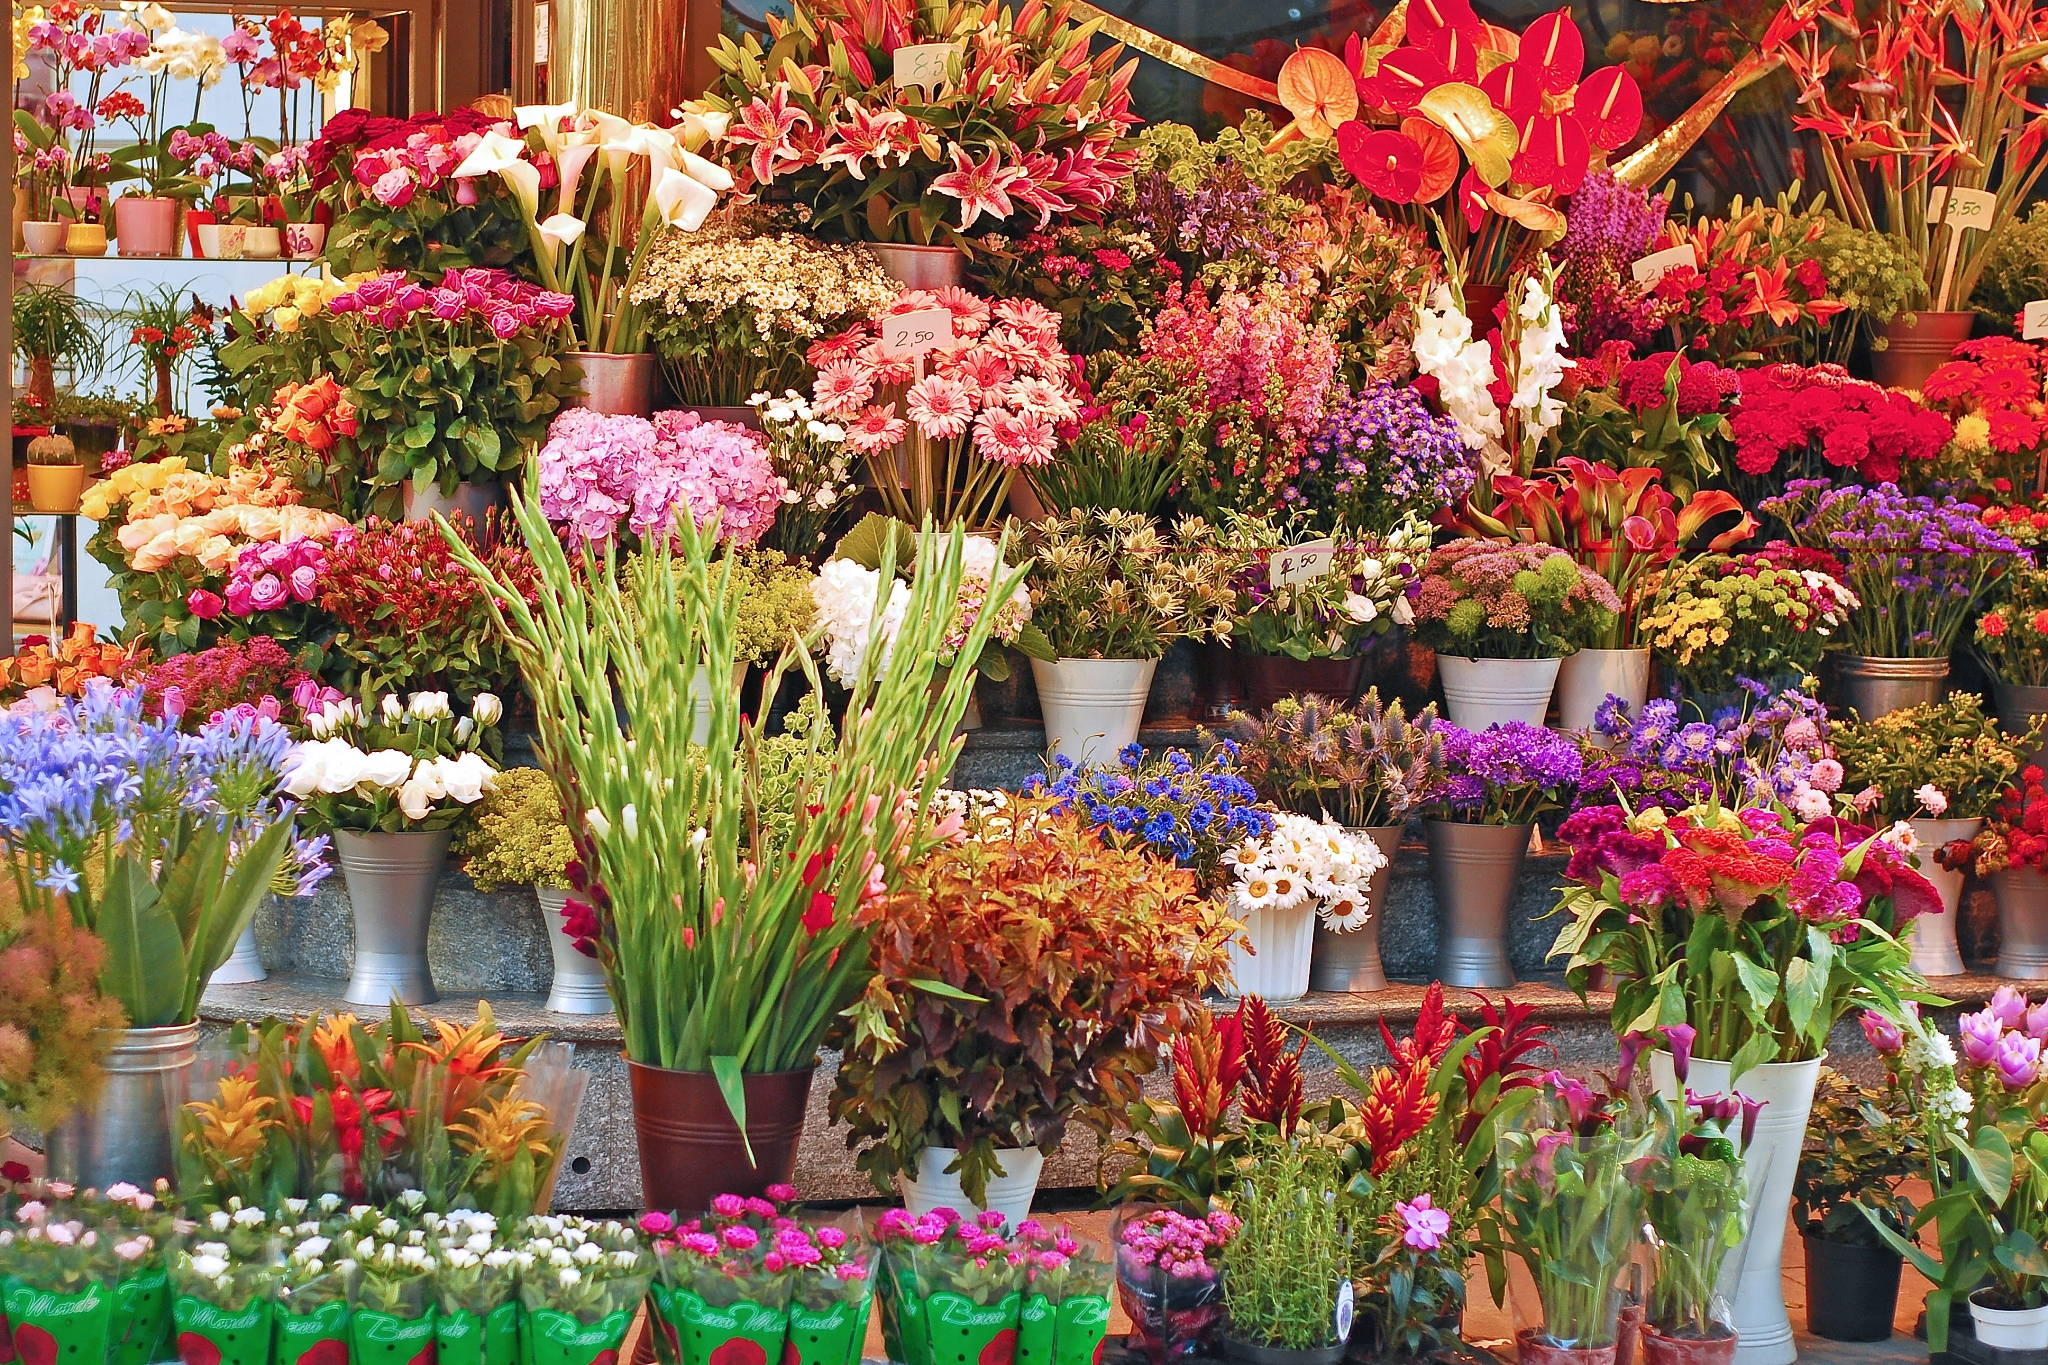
[1413,284,1504,464]
[811,558,909,687]
[1229,813,1388,932]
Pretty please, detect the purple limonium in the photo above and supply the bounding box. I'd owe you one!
[1553,171,1670,351]
[1292,381,1475,533]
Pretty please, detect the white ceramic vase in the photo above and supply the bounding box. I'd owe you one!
[538,886,610,1014]
[1435,655,1560,729]
[1553,648,1650,737]
[1908,816,1981,977]
[211,923,267,985]
[1970,1291,2048,1351]
[1651,1050,1823,1365]
[1220,901,1316,1004]
[899,1145,1044,1227]
[1031,657,1157,767]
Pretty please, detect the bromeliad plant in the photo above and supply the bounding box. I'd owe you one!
[0,683,328,1029]
[1552,801,1937,1084]
[447,469,1015,1123]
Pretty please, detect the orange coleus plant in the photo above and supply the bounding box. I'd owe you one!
[833,797,1240,1207]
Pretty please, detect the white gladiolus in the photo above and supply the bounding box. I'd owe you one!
[1413,284,1504,464]
[1508,272,1573,457]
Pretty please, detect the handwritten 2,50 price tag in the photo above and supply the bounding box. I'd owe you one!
[1630,244,1696,285]
[880,308,954,361]
[2025,301,2048,341]
[1272,539,1337,588]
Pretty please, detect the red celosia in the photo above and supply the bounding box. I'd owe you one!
[1728,362,1953,483]
[1168,1003,1247,1142]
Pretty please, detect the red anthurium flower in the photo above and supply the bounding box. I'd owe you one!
[1517,9,1585,94]
[1481,61,1542,123]
[1577,65,1645,150]
[1458,165,1490,232]
[1338,124,1425,202]
[1407,0,1485,75]
[1364,46,1451,113]
[1513,110,1591,194]
[1403,116,1462,201]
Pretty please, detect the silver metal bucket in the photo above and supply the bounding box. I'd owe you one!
[337,829,452,1006]
[45,1023,198,1189]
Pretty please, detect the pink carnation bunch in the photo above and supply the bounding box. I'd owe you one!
[538,408,784,546]
[807,287,1081,469]
[326,267,574,338]
[222,537,327,616]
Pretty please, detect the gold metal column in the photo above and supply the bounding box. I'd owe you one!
[549,0,686,120]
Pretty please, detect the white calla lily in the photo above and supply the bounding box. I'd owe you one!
[653,166,718,231]
[515,99,577,153]
[452,130,527,180]
[556,143,599,215]
[679,148,734,193]
[538,213,586,248]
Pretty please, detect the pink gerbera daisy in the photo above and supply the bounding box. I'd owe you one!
[973,409,1057,467]
[992,296,1061,348]
[845,403,908,456]
[1001,375,1077,425]
[906,374,975,441]
[932,286,991,336]
[813,358,876,417]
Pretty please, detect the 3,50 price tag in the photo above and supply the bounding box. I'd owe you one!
[880,307,954,360]
[892,43,960,93]
[1272,539,1337,587]
[1930,186,1999,229]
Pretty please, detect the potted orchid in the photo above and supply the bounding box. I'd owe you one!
[1420,722,1580,989]
[283,690,503,1007]
[1410,539,1622,729]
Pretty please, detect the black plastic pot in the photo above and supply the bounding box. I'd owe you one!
[1802,1232,1902,1342]
[1221,1334,1348,1365]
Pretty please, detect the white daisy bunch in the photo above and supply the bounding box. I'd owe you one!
[1227,812,1388,932]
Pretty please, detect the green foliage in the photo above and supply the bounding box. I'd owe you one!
[830,801,1238,1205]
[1832,694,2037,821]
[1021,510,1235,659]
[320,182,534,279]
[13,281,107,372]
[452,767,573,892]
[1973,204,2048,335]
[1793,1068,1923,1248]
[1220,1137,1350,1350]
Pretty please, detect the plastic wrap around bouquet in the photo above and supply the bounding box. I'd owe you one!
[1109,1208,1236,1365]
[874,1208,1111,1365]
[1,1182,176,1365]
[645,1189,876,1365]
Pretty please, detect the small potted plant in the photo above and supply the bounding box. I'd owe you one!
[1947,768,2048,980]
[1420,722,1581,988]
[26,432,86,514]
[452,766,593,1014]
[54,391,135,473]
[513,1217,651,1364]
[1224,691,1447,991]
[1640,1088,1754,1365]
[1113,1209,1238,1365]
[1791,1063,1922,1343]
[831,797,1237,1222]
[1410,538,1621,728]
[874,1210,1027,1365]
[1218,1137,1352,1365]
[13,281,107,415]
[282,690,503,1006]
[1832,694,2036,976]
[170,1208,282,1365]
[1223,812,1387,1003]
[344,1229,440,1365]
[1974,565,2048,762]
[1493,1072,1653,1365]
[1022,511,1236,765]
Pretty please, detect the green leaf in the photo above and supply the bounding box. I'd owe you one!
[831,512,914,572]
[1726,1031,1780,1089]
[97,853,189,1028]
[906,977,984,1002]
[1783,956,1822,1039]
[1012,621,1057,663]
[709,1054,753,1167]
[1729,952,1781,1013]
[1962,1125,2016,1206]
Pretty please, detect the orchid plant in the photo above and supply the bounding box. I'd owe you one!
[454,103,734,355]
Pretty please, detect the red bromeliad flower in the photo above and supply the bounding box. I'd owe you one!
[1238,996,1307,1137]
[1169,1003,1247,1142]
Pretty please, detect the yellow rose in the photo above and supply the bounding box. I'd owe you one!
[273,306,301,333]
[237,506,284,542]
[196,535,238,573]
[131,531,181,573]
[81,490,112,521]
[172,519,212,556]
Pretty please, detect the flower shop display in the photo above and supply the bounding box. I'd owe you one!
[452,471,1013,1212]
[831,796,1234,1221]
[25,432,85,514]
[1113,1206,1237,1365]
[1553,791,1932,1363]
[1029,745,1274,900]
[1725,366,1953,504]
[1645,193,1849,367]
[632,218,898,410]
[1423,723,1580,987]
[1766,482,2022,718]
[809,286,1083,530]
[703,0,1137,255]
[1293,381,1475,538]
[1637,550,1858,705]
[1945,768,2048,980]
[1222,813,1386,1003]
[0,681,327,1187]
[2,622,145,704]
[1217,1138,1351,1364]
[1226,692,1445,991]
[1201,514,1429,711]
[1792,1067,1925,1342]
[1640,1079,1753,1365]
[1409,539,1622,728]
[1494,1071,1656,1365]
[1470,458,1753,732]
[1833,695,2035,976]
[1974,565,2048,757]
[283,690,502,1006]
[452,767,597,1015]
[1021,511,1235,765]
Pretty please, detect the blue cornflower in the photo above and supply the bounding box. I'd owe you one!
[1118,743,1145,768]
[1142,811,1177,845]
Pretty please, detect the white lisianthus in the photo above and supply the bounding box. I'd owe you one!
[1916,783,1949,817]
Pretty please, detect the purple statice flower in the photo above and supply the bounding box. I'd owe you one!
[1292,381,1475,533]
[1552,172,1670,352]
[1129,161,1280,272]
[1429,722,1582,825]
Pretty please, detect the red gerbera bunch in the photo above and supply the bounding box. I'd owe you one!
[1921,337,2048,493]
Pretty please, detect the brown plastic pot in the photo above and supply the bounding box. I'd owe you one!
[1637,1327,1736,1365]
[1516,1331,1616,1365]
[626,1059,814,1215]
[1242,653,1365,712]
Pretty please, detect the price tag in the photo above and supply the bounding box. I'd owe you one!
[1930,186,1999,230]
[1334,1281,1355,1345]
[892,42,960,93]
[2024,300,2048,340]
[880,307,954,360]
[1272,539,1337,588]
[1630,244,1696,285]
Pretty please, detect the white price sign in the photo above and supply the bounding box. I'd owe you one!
[892,42,960,93]
[1271,539,1337,588]
[1630,244,1696,285]
[2024,300,2048,340]
[880,308,953,360]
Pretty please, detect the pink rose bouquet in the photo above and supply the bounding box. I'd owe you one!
[808,286,1082,528]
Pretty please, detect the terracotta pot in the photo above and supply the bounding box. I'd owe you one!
[1616,1300,1645,1365]
[114,195,178,256]
[1516,1330,1615,1365]
[1872,310,1973,390]
[26,463,85,514]
[626,1060,814,1214]
[1638,1328,1736,1365]
[1242,653,1364,713]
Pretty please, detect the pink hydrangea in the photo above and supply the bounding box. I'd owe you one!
[538,408,784,547]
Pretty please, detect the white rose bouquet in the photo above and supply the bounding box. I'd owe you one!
[283,691,502,833]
